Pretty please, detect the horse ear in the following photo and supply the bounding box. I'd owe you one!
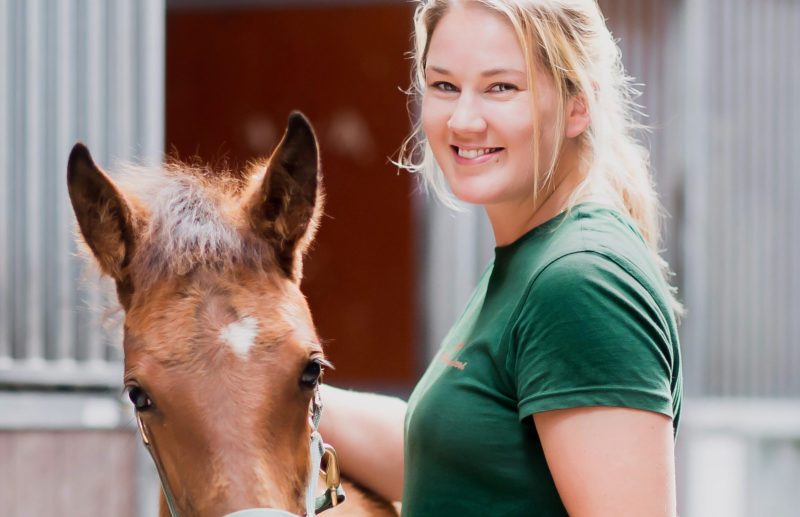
[67,143,138,292]
[244,112,323,282]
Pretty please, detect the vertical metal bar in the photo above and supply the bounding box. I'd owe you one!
[24,0,45,364]
[716,0,727,396]
[748,2,765,394]
[750,0,763,396]
[84,0,104,363]
[780,0,791,395]
[729,0,742,397]
[761,0,775,397]
[718,0,728,396]
[730,0,743,395]
[101,0,117,363]
[681,0,712,396]
[728,0,747,395]
[791,0,800,397]
[783,0,799,397]
[55,0,76,364]
[722,0,733,396]
[755,0,768,396]
[42,0,53,360]
[773,0,789,397]
[662,0,684,305]
[0,0,10,366]
[738,0,750,396]
[110,0,134,162]
[756,0,769,396]
[630,0,643,109]
[44,0,59,361]
[736,0,748,397]
[755,0,765,396]
[773,3,800,397]
[140,0,165,167]
[10,0,24,361]
[648,0,662,190]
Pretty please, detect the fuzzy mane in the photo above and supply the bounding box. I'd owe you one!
[115,159,275,289]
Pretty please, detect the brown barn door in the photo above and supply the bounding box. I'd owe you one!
[166,3,418,393]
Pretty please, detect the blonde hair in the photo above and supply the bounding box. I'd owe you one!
[397,0,682,314]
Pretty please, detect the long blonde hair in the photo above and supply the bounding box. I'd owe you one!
[397,0,682,314]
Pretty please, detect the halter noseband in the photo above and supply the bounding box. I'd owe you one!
[136,385,346,517]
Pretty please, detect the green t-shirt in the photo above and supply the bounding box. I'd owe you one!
[403,203,682,516]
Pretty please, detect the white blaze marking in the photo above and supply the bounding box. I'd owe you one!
[219,316,259,359]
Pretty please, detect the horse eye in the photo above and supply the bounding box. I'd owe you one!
[300,360,323,389]
[128,386,154,411]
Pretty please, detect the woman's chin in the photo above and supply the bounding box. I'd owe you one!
[451,190,492,206]
[442,165,518,207]
[448,181,504,206]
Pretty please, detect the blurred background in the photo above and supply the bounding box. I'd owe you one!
[0,0,798,515]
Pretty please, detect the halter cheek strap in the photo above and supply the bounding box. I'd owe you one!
[307,387,346,515]
[137,413,182,517]
[136,385,345,517]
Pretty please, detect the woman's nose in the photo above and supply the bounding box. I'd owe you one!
[447,95,487,134]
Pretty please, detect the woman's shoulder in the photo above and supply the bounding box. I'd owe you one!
[511,204,679,360]
[535,203,665,291]
[495,202,676,328]
[546,202,645,255]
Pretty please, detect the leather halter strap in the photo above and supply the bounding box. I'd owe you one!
[136,385,345,517]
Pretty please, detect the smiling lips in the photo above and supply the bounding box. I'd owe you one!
[452,145,504,165]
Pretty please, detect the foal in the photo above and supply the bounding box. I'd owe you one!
[67,113,397,517]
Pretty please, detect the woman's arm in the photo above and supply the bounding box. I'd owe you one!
[317,384,406,502]
[533,406,676,517]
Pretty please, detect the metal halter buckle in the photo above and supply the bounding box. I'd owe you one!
[321,445,342,506]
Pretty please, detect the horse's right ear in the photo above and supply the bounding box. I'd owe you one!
[67,143,137,285]
[244,112,322,282]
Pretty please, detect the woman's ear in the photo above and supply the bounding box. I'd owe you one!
[564,92,591,139]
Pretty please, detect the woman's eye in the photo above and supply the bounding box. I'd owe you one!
[430,81,457,92]
[127,386,154,411]
[300,359,326,389]
[489,83,517,93]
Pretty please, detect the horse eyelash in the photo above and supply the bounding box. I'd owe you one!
[316,357,335,371]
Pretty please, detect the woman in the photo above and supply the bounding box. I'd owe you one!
[321,1,682,515]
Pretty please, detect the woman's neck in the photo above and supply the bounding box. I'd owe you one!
[487,150,589,247]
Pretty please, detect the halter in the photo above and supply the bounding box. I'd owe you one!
[136,385,346,517]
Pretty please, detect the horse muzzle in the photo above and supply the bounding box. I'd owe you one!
[136,386,346,517]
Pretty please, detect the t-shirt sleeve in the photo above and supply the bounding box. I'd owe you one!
[511,251,676,421]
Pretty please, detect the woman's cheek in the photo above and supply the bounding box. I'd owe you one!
[422,97,449,136]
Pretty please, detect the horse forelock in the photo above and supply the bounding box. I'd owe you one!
[115,160,272,289]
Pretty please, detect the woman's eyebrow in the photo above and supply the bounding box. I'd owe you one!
[426,65,451,75]
[480,68,526,78]
[426,65,525,79]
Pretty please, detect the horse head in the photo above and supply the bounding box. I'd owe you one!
[68,113,329,516]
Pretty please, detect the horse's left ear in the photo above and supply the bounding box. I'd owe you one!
[67,143,139,308]
[244,112,323,282]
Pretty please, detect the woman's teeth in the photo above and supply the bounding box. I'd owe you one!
[457,147,501,159]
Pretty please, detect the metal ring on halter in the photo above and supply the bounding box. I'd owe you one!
[313,443,346,513]
[321,445,341,505]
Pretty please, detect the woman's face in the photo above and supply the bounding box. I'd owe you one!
[422,3,560,207]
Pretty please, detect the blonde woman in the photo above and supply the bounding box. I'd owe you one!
[320,1,682,515]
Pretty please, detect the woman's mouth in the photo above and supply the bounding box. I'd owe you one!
[452,145,504,164]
